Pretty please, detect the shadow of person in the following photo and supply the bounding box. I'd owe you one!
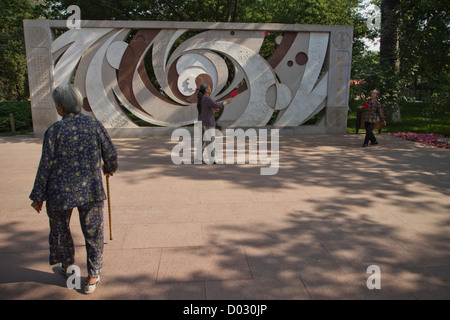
[0,266,66,287]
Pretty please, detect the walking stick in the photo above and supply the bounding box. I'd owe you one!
[106,174,113,240]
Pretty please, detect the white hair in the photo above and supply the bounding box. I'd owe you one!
[52,84,83,114]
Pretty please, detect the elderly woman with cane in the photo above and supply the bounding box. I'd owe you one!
[30,84,118,294]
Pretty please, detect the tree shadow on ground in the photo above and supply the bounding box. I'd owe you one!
[0,134,449,299]
[104,134,450,299]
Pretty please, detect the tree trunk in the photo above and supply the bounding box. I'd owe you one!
[380,0,400,71]
[226,0,238,22]
[380,0,402,122]
[226,0,233,22]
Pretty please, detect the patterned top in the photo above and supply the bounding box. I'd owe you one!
[200,94,224,127]
[363,99,385,124]
[30,113,118,210]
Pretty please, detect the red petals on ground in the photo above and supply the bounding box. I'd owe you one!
[393,132,450,149]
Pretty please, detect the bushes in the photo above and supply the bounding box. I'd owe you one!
[0,100,32,133]
[421,84,450,134]
[1,98,449,137]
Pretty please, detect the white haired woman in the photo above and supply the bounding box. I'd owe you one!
[30,84,118,294]
[358,90,387,147]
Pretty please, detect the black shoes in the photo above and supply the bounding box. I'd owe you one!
[362,141,379,147]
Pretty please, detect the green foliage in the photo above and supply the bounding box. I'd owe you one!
[45,0,366,25]
[0,100,32,133]
[348,100,450,136]
[0,0,46,101]
[2,0,447,132]
[234,0,363,25]
[350,51,410,123]
[44,0,166,20]
[351,0,449,123]
[421,83,450,133]
[376,70,411,122]
[3,0,369,101]
[350,50,380,100]
[398,0,449,90]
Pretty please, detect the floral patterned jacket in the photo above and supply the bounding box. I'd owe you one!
[30,113,118,210]
[362,99,385,124]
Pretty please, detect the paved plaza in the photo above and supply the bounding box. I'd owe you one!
[0,133,449,300]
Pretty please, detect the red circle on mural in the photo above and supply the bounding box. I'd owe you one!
[295,52,308,66]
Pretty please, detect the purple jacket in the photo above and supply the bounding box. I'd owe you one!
[199,94,224,127]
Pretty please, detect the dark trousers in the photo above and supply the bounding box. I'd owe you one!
[363,122,377,145]
[202,125,217,163]
[356,109,363,133]
[46,201,104,278]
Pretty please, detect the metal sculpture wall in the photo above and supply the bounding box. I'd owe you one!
[23,21,353,138]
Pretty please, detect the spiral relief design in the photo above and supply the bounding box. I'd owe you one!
[45,23,352,129]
